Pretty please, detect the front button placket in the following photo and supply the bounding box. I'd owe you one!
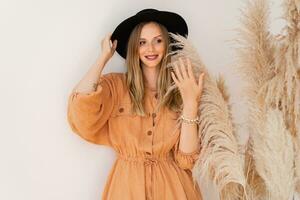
[151,112,156,126]
[145,118,154,199]
[144,90,162,200]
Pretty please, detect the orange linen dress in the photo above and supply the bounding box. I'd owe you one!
[67,72,203,200]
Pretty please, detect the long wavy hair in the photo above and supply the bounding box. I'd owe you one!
[125,21,182,116]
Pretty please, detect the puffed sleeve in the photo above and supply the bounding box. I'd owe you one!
[67,73,117,146]
[173,138,201,170]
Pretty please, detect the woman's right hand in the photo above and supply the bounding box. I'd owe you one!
[100,33,117,63]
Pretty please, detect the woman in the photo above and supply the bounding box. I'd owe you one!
[67,8,205,200]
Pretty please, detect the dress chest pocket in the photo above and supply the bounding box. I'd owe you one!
[111,103,137,118]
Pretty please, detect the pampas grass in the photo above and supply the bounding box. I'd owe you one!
[294,134,300,193]
[167,33,247,200]
[235,0,300,199]
[164,0,300,199]
[163,0,300,200]
[250,108,295,200]
[244,145,267,200]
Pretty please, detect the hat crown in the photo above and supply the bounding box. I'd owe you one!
[136,8,158,15]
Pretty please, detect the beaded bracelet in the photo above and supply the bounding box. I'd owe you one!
[179,115,200,124]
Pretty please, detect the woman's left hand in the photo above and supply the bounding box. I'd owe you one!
[171,57,205,106]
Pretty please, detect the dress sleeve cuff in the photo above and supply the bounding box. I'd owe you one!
[175,147,201,170]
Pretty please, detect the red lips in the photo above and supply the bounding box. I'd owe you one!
[145,55,158,60]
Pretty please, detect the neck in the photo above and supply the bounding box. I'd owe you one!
[142,65,159,90]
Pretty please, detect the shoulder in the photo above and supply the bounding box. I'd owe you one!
[100,72,126,87]
[100,72,128,101]
[100,72,124,80]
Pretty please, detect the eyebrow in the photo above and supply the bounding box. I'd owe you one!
[139,35,162,40]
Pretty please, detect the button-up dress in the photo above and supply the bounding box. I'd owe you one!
[67,72,203,200]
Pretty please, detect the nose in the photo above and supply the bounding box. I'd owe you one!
[148,44,154,51]
[146,42,155,52]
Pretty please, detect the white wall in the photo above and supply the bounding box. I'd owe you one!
[0,0,295,200]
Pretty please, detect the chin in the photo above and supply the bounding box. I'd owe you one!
[144,62,160,68]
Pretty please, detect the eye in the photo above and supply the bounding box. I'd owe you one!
[153,38,163,45]
[139,41,146,45]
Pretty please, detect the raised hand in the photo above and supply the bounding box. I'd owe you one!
[101,33,117,62]
[171,57,205,106]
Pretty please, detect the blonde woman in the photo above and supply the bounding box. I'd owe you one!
[67,8,205,200]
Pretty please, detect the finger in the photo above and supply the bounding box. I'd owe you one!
[102,35,110,47]
[107,32,112,39]
[112,40,117,50]
[171,72,180,86]
[198,73,205,89]
[173,62,183,82]
[179,57,188,79]
[106,33,112,43]
[187,58,196,82]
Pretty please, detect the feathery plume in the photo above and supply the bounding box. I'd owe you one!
[167,33,247,200]
[250,108,295,200]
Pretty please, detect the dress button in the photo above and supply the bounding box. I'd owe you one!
[119,107,124,112]
[147,130,152,135]
[152,113,156,118]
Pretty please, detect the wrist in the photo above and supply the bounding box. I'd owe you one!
[98,54,110,65]
[95,56,108,71]
[182,104,198,118]
[183,100,199,108]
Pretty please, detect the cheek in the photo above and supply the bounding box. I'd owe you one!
[139,48,146,62]
[157,44,165,54]
[139,46,146,56]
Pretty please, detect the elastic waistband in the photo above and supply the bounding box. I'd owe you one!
[117,153,174,165]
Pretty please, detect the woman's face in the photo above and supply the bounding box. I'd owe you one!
[139,22,165,69]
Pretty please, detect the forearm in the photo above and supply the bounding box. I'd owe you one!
[179,101,201,153]
[72,56,108,94]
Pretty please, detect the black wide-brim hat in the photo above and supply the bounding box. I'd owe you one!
[111,8,188,59]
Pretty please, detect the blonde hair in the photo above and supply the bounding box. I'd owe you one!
[125,21,182,116]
